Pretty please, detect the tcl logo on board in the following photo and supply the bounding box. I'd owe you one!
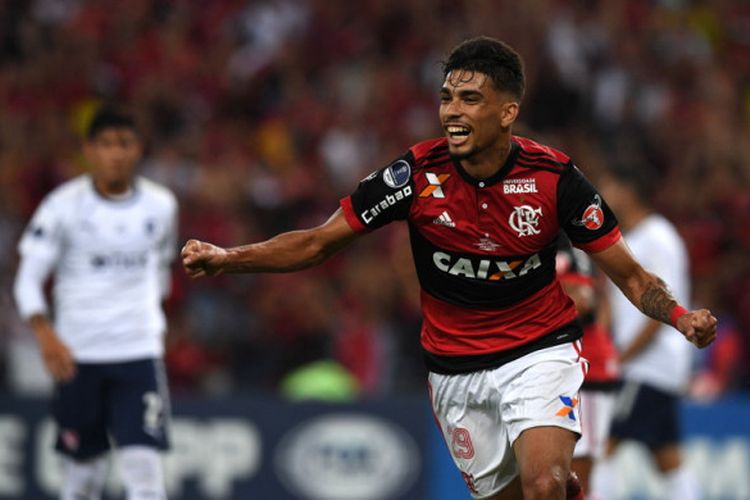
[275,415,420,500]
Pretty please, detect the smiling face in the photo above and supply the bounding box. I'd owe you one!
[439,69,519,162]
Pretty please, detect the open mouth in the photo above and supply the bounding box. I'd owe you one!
[445,125,471,145]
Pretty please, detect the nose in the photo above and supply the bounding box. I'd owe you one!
[441,97,461,119]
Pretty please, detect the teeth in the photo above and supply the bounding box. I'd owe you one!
[447,126,469,135]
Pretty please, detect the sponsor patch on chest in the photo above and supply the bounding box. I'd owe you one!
[433,251,542,281]
[503,178,538,194]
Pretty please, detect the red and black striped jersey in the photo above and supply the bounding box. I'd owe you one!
[340,135,622,374]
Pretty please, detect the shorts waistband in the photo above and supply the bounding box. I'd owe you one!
[423,321,583,375]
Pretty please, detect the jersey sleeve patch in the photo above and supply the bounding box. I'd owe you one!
[18,195,64,261]
[558,163,620,247]
[340,153,415,231]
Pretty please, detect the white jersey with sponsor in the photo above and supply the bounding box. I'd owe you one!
[15,175,178,362]
[608,214,692,394]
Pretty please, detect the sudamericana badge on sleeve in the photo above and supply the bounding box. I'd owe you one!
[382,160,411,188]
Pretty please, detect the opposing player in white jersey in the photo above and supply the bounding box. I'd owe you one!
[595,166,701,499]
[13,107,178,500]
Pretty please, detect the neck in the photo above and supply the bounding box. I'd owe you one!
[94,179,133,199]
[460,139,512,180]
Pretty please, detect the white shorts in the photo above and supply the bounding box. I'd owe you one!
[573,388,616,459]
[428,342,587,499]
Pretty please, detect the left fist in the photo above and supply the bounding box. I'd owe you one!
[676,309,717,348]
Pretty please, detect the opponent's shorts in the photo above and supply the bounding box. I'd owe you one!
[573,388,616,459]
[609,380,681,449]
[52,358,170,460]
[428,342,587,499]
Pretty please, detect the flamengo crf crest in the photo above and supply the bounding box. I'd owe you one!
[509,205,542,237]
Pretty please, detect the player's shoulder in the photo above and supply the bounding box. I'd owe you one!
[513,135,571,174]
[41,175,90,208]
[408,137,450,168]
[136,177,177,208]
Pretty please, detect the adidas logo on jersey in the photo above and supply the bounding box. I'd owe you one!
[432,211,456,227]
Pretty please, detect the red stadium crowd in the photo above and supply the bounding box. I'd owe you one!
[1,0,748,396]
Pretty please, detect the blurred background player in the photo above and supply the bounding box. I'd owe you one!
[555,234,620,497]
[13,107,178,500]
[595,166,700,499]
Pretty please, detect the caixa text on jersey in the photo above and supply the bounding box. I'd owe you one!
[433,251,542,281]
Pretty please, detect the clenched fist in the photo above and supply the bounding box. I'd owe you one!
[181,239,228,279]
[675,309,718,349]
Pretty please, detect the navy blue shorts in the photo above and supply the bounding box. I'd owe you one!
[608,380,680,449]
[51,358,170,460]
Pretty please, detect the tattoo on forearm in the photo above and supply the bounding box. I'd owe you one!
[640,278,677,323]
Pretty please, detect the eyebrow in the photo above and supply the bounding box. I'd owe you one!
[440,87,484,99]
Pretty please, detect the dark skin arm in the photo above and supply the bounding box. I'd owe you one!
[590,238,717,349]
[181,208,360,278]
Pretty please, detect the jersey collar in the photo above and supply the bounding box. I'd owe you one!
[451,140,520,187]
[88,175,141,206]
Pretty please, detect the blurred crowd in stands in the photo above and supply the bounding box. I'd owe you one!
[1,0,748,398]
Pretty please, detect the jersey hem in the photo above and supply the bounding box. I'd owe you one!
[423,321,583,374]
[72,345,164,363]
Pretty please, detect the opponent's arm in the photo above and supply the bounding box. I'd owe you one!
[14,253,76,381]
[589,238,717,348]
[617,319,661,363]
[182,208,360,278]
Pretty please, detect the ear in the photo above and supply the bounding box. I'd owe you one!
[500,101,519,128]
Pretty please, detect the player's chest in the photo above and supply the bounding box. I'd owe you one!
[410,172,559,254]
[66,201,165,251]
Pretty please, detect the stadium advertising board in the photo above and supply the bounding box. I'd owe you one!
[0,395,427,500]
[2,394,748,499]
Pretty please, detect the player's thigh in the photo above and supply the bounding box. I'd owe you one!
[502,343,586,479]
[107,358,170,449]
[485,476,523,500]
[503,342,586,447]
[429,370,517,499]
[513,425,578,481]
[52,363,110,459]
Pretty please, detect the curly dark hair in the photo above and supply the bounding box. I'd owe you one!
[442,36,525,101]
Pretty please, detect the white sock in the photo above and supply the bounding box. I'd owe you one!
[666,466,701,500]
[118,446,166,500]
[60,455,109,500]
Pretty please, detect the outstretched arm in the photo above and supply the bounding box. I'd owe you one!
[181,208,360,278]
[590,238,717,348]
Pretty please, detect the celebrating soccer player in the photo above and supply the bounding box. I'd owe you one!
[181,37,716,500]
